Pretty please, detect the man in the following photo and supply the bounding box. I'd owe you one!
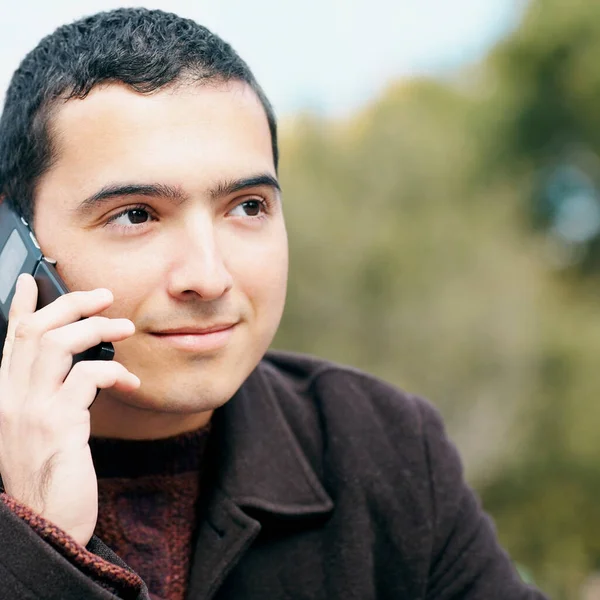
[0,8,546,600]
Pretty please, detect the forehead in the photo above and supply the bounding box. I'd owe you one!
[38,80,274,207]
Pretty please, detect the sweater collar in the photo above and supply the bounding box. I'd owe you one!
[208,359,333,519]
[89,424,211,479]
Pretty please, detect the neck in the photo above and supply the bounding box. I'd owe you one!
[90,392,213,440]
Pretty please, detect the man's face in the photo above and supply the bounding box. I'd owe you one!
[33,81,288,437]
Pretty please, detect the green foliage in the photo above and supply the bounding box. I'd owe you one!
[273,1,600,597]
[484,0,600,272]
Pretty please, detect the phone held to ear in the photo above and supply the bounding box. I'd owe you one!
[0,198,114,365]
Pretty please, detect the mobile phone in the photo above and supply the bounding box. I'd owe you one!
[0,198,114,364]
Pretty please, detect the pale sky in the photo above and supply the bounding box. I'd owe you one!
[0,0,524,118]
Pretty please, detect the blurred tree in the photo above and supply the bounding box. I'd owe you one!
[277,79,544,480]
[483,0,600,272]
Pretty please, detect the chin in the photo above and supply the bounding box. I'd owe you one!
[128,381,235,414]
[111,330,273,412]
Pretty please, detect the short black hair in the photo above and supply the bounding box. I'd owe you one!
[0,7,278,222]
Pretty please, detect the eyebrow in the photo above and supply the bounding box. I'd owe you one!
[75,174,281,215]
[210,174,281,200]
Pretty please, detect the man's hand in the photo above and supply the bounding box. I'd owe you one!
[0,273,139,546]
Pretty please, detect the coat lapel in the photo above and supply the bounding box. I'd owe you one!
[185,487,261,600]
[186,361,333,599]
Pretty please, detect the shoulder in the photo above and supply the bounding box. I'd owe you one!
[259,351,455,546]
[259,350,447,476]
[261,349,442,436]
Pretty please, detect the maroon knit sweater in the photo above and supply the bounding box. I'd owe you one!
[2,425,211,600]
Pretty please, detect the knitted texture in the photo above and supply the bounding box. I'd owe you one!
[96,472,201,599]
[0,493,144,599]
[91,426,210,600]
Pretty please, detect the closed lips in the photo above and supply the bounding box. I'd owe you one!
[151,324,237,335]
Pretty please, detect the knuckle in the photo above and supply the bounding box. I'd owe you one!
[69,360,94,378]
[71,290,101,306]
[39,329,63,351]
[66,290,87,305]
[103,361,123,379]
[71,359,112,380]
[13,316,41,341]
[88,316,109,331]
[51,290,88,313]
[69,359,125,389]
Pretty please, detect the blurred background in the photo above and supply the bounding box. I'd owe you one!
[3,0,600,596]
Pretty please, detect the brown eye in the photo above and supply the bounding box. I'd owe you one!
[229,200,266,217]
[228,199,267,218]
[126,209,150,224]
[242,200,261,216]
[106,206,155,229]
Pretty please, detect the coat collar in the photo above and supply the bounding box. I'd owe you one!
[208,360,334,519]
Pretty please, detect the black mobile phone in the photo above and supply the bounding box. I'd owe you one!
[0,199,114,365]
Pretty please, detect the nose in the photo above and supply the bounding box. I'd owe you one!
[166,212,233,302]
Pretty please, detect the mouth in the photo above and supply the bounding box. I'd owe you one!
[149,323,238,352]
[152,323,238,335]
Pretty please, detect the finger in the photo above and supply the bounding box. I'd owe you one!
[60,360,140,410]
[7,287,114,385]
[0,274,38,380]
[23,287,114,333]
[26,317,135,398]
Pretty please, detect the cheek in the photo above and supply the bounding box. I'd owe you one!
[51,239,162,319]
[225,225,288,312]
